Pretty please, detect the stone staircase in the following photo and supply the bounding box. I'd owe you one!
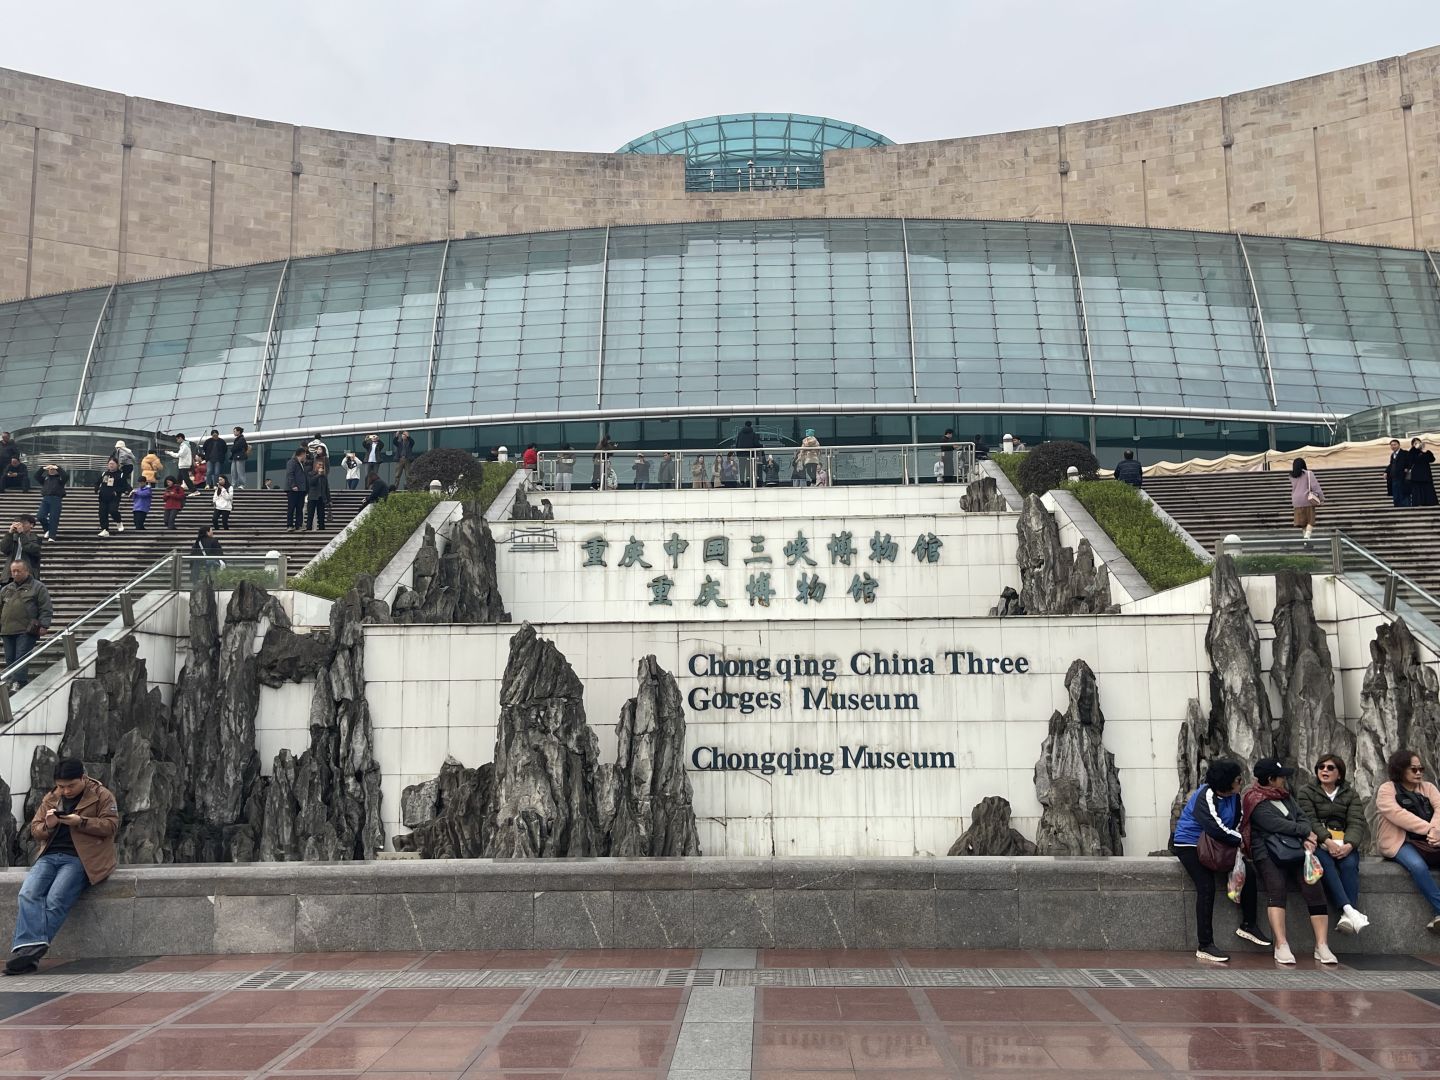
[0,488,368,677]
[1145,466,1440,598]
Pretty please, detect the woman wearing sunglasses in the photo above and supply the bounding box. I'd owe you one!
[1296,754,1369,934]
[1375,749,1440,934]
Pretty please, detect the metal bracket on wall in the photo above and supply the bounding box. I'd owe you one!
[253,257,292,426]
[72,282,117,424]
[1065,224,1097,402]
[422,238,451,418]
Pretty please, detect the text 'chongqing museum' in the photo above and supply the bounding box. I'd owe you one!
[5,51,1440,474]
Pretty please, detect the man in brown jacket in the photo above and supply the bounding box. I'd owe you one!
[6,758,119,976]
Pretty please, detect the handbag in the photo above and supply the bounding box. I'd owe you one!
[1198,832,1238,871]
[1264,832,1306,866]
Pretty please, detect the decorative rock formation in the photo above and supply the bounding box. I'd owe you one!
[1204,554,1277,764]
[947,796,1037,856]
[599,657,701,857]
[1271,571,1350,772]
[392,503,510,625]
[393,756,495,858]
[510,488,554,521]
[988,586,1025,618]
[262,576,388,861]
[1033,659,1125,855]
[256,626,330,687]
[1354,618,1440,805]
[23,746,56,840]
[960,476,1009,512]
[0,776,21,867]
[1014,495,1114,615]
[487,623,602,857]
[1169,697,1214,841]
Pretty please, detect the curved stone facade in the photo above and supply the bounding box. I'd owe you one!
[2,48,1439,302]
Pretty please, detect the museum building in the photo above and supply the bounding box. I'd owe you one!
[3,51,1440,473]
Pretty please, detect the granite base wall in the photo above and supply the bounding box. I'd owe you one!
[3,857,1437,958]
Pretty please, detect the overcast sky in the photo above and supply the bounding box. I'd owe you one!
[3,1,1439,151]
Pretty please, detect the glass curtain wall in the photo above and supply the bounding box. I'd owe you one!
[0,287,110,431]
[79,263,282,435]
[601,220,910,410]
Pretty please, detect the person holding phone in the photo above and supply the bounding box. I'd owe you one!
[6,758,119,976]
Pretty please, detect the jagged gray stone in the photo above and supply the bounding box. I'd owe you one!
[262,576,387,861]
[1271,570,1350,773]
[1033,659,1125,855]
[257,749,300,862]
[1014,495,1115,615]
[988,586,1025,618]
[23,746,57,849]
[393,756,495,858]
[1169,697,1215,842]
[392,503,510,625]
[947,796,1037,856]
[960,476,1009,512]
[108,729,182,865]
[599,656,701,857]
[487,623,602,858]
[1354,617,1440,809]
[1205,554,1277,765]
[0,775,20,868]
[256,626,330,687]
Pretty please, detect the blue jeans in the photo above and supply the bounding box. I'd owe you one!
[1314,847,1361,909]
[230,457,247,488]
[1391,478,1411,507]
[36,494,62,537]
[13,852,89,950]
[2,632,38,688]
[1391,842,1440,915]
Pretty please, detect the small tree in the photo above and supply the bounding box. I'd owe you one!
[405,448,484,493]
[1016,440,1099,496]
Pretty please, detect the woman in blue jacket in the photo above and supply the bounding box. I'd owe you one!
[1173,759,1270,961]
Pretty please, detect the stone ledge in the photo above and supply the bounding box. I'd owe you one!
[1,856,1434,956]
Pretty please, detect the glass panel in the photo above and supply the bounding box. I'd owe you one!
[0,287,110,430]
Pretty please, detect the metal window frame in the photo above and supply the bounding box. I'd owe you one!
[422,238,451,417]
[71,283,117,424]
[1065,224,1097,401]
[252,257,291,426]
[899,218,918,401]
[1235,234,1278,407]
[595,225,610,406]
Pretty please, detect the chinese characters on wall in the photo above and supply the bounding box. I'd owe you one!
[579,529,943,607]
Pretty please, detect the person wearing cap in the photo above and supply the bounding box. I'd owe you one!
[1374,748,1440,935]
[6,758,119,976]
[35,464,68,541]
[1241,758,1336,965]
[799,429,821,486]
[110,440,135,485]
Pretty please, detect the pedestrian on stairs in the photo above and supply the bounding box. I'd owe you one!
[305,460,331,531]
[0,560,52,690]
[229,427,250,490]
[1408,438,1437,507]
[201,430,228,488]
[170,433,193,474]
[285,447,308,531]
[35,464,67,541]
[110,441,134,485]
[129,479,153,531]
[161,477,187,530]
[94,460,129,537]
[1290,458,1324,540]
[140,448,164,485]
[1,517,42,574]
[211,476,233,530]
[1386,439,1411,507]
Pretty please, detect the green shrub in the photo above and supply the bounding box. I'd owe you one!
[292,463,516,600]
[1066,479,1211,592]
[990,451,1028,491]
[1232,553,1329,575]
[207,568,283,590]
[405,448,484,493]
[1017,440,1098,496]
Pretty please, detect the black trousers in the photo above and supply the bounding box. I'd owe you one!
[286,491,305,528]
[212,510,230,530]
[132,510,148,530]
[305,498,327,529]
[1176,845,1259,949]
[98,495,121,529]
[164,507,181,529]
[1256,856,1328,913]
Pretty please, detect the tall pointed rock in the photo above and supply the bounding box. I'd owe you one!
[1033,659,1125,855]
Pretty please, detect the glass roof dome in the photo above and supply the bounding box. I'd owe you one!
[617,113,892,170]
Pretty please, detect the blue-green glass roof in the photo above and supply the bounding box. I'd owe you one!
[617,113,892,169]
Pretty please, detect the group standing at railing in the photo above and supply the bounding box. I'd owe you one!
[1384,437,1438,508]
[1174,751,1440,965]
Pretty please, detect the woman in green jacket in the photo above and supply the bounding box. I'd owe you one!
[1295,753,1370,935]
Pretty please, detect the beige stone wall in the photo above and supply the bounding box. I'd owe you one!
[3,47,1439,301]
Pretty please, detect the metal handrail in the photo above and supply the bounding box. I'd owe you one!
[532,440,978,490]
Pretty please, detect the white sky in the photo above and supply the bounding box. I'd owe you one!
[2,1,1439,151]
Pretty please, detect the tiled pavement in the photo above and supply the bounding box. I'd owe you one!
[1,948,1439,1077]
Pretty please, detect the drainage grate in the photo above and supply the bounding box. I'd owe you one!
[565,968,664,988]
[689,968,722,987]
[1085,969,1160,989]
[236,970,310,991]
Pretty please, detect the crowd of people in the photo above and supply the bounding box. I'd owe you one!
[1175,751,1440,964]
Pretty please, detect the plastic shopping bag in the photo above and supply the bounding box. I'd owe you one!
[1303,850,1325,885]
[1225,848,1247,904]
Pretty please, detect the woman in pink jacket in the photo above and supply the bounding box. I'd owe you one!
[1374,748,1440,934]
[1290,458,1325,540]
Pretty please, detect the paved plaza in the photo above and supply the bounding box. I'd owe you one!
[0,948,1437,1077]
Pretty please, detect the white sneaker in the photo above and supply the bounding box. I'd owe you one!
[1344,907,1370,932]
[114,522,123,532]
[1274,943,1296,965]
[1315,944,1339,965]
[1427,915,1440,935]
[97,529,110,537]
[1335,913,1356,935]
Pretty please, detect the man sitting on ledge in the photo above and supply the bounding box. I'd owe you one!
[6,758,119,976]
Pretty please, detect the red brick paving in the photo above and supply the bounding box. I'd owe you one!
[0,948,1433,1077]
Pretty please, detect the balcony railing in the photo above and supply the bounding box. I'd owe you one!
[685,163,824,192]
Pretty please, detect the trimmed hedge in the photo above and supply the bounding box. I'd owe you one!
[1066,479,1211,592]
[990,451,1028,491]
[1018,440,1098,496]
[292,463,516,601]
